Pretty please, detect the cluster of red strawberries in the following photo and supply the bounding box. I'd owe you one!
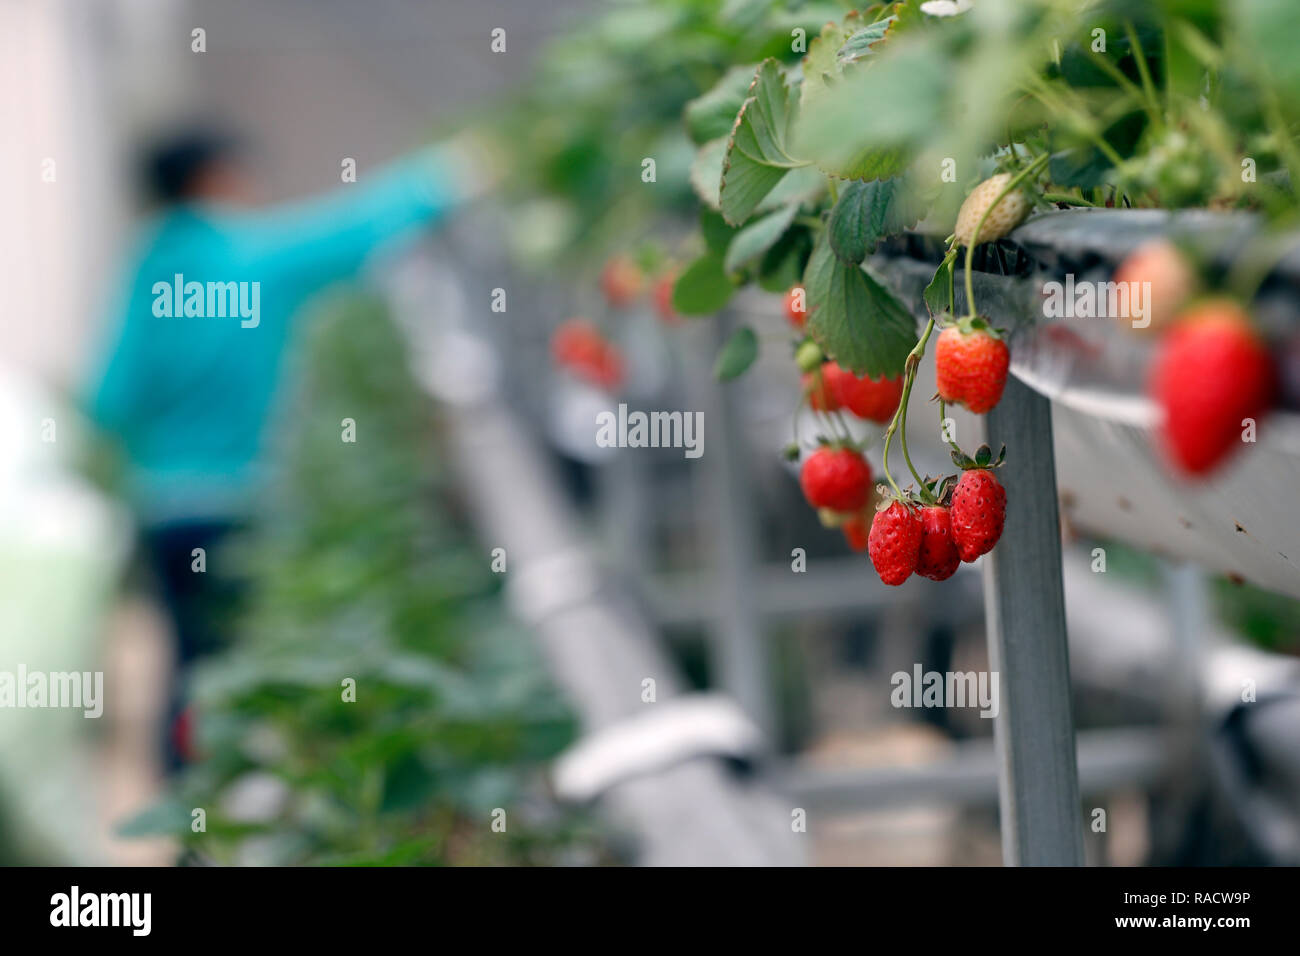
[803,361,906,421]
[550,254,682,392]
[790,278,1012,586]
[789,303,910,555]
[552,318,625,391]
[1114,240,1277,477]
[867,448,1007,586]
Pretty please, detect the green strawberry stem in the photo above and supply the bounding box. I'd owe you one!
[938,398,966,460]
[1086,43,1161,133]
[1124,22,1163,127]
[962,153,1049,320]
[816,408,847,444]
[1041,192,1096,207]
[1023,80,1127,172]
[882,317,937,506]
[832,408,857,444]
[1262,88,1300,210]
[947,249,956,313]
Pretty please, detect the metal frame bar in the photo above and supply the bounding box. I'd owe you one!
[981,375,1085,865]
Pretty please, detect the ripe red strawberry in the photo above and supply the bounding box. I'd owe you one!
[950,469,1006,562]
[803,364,840,412]
[552,319,625,391]
[827,365,904,424]
[916,505,960,581]
[601,255,644,308]
[784,286,808,330]
[868,501,923,586]
[1112,240,1196,334]
[171,705,200,763]
[799,446,872,512]
[652,272,680,324]
[1148,300,1276,476]
[935,319,1009,414]
[552,318,601,365]
[842,513,870,552]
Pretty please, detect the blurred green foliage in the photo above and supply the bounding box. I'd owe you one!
[1086,538,1300,656]
[120,294,602,865]
[494,0,844,268]
[499,0,1300,377]
[1214,578,1300,655]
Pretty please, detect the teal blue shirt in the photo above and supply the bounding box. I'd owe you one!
[87,152,456,526]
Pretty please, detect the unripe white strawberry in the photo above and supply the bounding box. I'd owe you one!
[954,173,1029,247]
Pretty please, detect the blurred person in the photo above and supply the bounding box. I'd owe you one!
[85,124,493,769]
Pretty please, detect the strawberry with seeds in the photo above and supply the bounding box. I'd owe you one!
[799,445,873,513]
[868,500,923,586]
[948,444,1008,562]
[916,504,961,581]
[935,317,1010,414]
[828,365,904,424]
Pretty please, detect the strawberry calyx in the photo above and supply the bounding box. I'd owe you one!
[950,442,1007,471]
[922,473,958,505]
[948,314,1005,340]
[874,484,920,514]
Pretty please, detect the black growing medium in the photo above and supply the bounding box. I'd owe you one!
[880,208,1300,292]
[870,208,1300,413]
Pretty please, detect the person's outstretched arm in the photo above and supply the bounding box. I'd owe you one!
[237,140,491,287]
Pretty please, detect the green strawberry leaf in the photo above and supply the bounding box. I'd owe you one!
[975,444,992,468]
[714,326,759,381]
[690,137,729,210]
[756,164,826,213]
[827,176,927,264]
[923,259,954,316]
[837,17,896,66]
[673,252,735,316]
[685,63,762,145]
[799,17,855,117]
[795,40,944,182]
[756,226,813,292]
[720,59,808,226]
[724,202,800,274]
[803,230,915,379]
[700,208,738,256]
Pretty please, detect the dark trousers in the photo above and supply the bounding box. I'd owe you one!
[141,520,242,771]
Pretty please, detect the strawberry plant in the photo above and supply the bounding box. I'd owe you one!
[501,0,1300,582]
[119,296,601,865]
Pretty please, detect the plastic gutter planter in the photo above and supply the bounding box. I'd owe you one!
[876,209,1300,599]
[869,208,1300,865]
